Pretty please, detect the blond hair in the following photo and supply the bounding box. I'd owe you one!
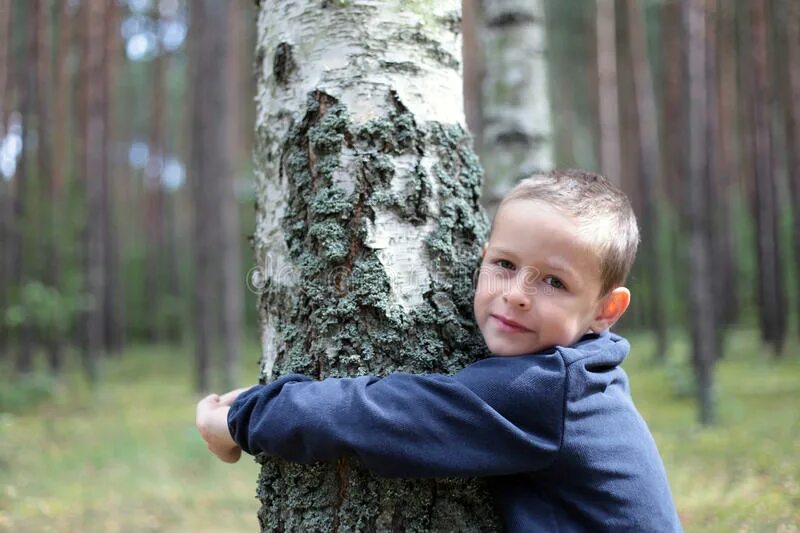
[497,169,640,296]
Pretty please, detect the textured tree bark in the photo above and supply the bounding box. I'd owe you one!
[252,1,500,530]
[478,0,552,211]
[684,0,717,425]
[596,0,621,187]
[749,0,786,356]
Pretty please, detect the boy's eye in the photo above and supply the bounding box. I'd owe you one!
[543,275,565,290]
[495,259,515,270]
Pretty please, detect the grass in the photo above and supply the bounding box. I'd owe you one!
[0,329,798,532]
[0,344,260,533]
[625,329,800,531]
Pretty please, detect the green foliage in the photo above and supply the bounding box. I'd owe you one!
[3,277,91,334]
[0,373,56,413]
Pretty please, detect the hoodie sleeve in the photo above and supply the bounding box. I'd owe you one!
[227,353,566,478]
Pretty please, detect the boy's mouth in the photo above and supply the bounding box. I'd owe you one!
[491,314,531,332]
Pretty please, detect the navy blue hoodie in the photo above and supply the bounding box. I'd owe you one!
[228,331,682,531]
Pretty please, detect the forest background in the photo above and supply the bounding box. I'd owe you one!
[0,0,798,531]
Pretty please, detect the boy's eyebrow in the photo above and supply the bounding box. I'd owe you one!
[544,256,578,281]
[486,246,520,260]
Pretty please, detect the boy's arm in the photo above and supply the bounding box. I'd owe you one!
[228,354,566,478]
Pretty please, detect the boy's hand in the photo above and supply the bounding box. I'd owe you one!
[196,389,249,463]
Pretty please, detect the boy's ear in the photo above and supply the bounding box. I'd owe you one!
[590,287,630,332]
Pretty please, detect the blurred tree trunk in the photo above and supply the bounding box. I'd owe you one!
[252,0,500,530]
[461,0,483,148]
[52,0,74,367]
[35,0,64,373]
[661,0,684,208]
[597,0,621,186]
[705,0,734,357]
[190,1,222,393]
[788,0,800,338]
[749,0,785,356]
[713,0,739,327]
[145,10,166,344]
[83,0,108,382]
[684,0,717,425]
[220,1,244,390]
[102,0,122,354]
[0,0,11,358]
[478,0,553,212]
[626,0,667,358]
[13,0,35,375]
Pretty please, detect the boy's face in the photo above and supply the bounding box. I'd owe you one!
[473,199,608,356]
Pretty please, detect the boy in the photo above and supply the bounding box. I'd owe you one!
[196,169,682,531]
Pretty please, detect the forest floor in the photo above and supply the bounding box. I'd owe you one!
[0,329,798,532]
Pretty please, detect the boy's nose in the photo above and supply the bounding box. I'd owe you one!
[503,288,531,310]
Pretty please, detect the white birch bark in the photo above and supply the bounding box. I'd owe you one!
[251,0,500,530]
[477,0,553,210]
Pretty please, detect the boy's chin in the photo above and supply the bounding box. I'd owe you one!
[487,343,533,357]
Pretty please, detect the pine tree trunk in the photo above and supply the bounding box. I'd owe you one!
[597,0,621,187]
[684,0,717,425]
[14,0,36,375]
[219,1,243,390]
[749,0,786,355]
[788,0,800,339]
[661,0,684,208]
[252,1,500,530]
[713,0,739,328]
[478,0,552,211]
[50,0,74,368]
[145,17,166,344]
[35,0,65,372]
[626,0,668,357]
[102,0,122,354]
[83,0,108,382]
[190,0,225,393]
[461,0,483,151]
[0,0,11,358]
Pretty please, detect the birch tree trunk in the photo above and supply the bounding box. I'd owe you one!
[252,1,500,530]
[478,0,552,210]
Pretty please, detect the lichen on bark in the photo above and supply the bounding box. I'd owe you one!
[251,1,501,530]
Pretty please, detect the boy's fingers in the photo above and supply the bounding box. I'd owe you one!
[219,387,250,405]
